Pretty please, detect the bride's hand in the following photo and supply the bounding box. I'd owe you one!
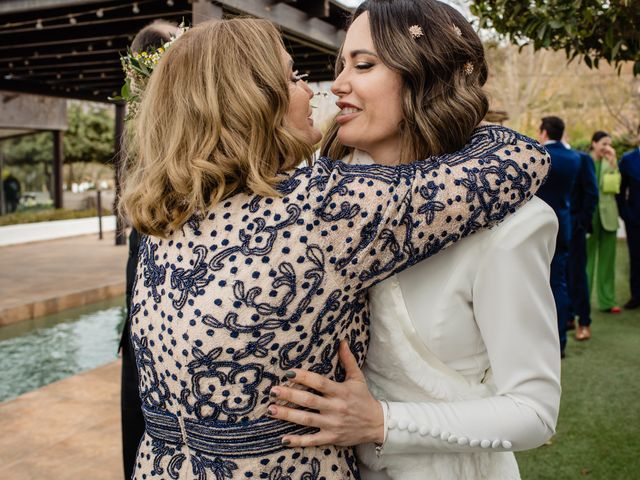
[267,340,384,447]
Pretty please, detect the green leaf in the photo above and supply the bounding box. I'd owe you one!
[121,79,131,99]
[611,40,623,60]
[605,26,614,48]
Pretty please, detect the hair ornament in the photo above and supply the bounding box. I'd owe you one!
[409,25,424,39]
[463,62,474,75]
[452,25,462,37]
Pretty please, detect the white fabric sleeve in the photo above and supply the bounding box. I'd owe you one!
[379,202,561,455]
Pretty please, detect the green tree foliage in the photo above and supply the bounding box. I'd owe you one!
[470,0,640,75]
[2,102,114,165]
[64,103,115,163]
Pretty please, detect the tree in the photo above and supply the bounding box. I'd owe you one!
[64,102,115,164]
[1,101,115,192]
[470,0,640,75]
[2,102,114,167]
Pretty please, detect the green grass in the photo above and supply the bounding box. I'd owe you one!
[0,207,112,226]
[516,241,640,479]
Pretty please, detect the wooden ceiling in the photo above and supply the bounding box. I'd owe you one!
[0,0,352,103]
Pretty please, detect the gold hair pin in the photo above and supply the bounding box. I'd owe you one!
[463,62,474,75]
[409,25,424,39]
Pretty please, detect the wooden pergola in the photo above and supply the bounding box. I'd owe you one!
[0,0,352,242]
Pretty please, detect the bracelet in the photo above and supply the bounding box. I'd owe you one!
[375,399,390,457]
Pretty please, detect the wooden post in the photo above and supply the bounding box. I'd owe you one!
[97,189,103,240]
[192,0,223,25]
[52,130,63,209]
[113,102,127,246]
[0,149,5,215]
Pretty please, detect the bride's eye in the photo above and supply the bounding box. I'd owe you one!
[355,62,374,70]
[291,70,309,83]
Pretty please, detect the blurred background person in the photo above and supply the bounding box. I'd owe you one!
[536,116,581,357]
[617,124,640,310]
[119,18,181,480]
[587,131,621,314]
[3,170,21,213]
[568,147,599,340]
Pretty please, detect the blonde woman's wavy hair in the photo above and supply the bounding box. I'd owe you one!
[321,0,489,163]
[120,18,314,237]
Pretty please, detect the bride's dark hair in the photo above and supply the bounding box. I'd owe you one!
[321,0,489,162]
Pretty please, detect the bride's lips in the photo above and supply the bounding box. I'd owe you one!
[335,101,362,124]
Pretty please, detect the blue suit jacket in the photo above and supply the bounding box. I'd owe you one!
[537,141,582,249]
[618,148,640,226]
[571,151,599,231]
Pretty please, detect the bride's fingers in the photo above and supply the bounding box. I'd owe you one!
[283,368,340,396]
[281,432,335,448]
[267,404,324,429]
[270,386,330,410]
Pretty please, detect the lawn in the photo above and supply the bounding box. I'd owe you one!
[517,241,640,479]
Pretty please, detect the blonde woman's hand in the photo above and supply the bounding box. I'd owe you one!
[267,340,384,448]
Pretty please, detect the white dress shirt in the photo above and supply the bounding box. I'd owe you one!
[348,151,562,480]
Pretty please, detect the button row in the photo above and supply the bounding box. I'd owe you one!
[388,418,512,449]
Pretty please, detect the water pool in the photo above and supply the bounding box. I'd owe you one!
[0,296,126,403]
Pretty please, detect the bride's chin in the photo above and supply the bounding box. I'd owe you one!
[336,130,358,150]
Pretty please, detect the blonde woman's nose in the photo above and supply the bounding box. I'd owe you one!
[302,80,313,99]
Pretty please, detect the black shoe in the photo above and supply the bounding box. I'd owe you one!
[624,298,640,309]
[566,318,576,331]
[561,350,566,359]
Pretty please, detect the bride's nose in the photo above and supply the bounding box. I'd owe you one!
[331,67,350,97]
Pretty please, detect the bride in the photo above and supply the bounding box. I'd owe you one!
[266,1,561,479]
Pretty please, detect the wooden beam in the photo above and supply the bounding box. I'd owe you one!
[0,79,113,103]
[192,0,223,25]
[217,0,344,50]
[0,0,106,15]
[52,129,63,208]
[0,91,67,131]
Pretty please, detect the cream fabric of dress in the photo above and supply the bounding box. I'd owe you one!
[348,151,562,480]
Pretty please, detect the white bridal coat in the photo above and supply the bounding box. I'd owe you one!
[349,151,562,480]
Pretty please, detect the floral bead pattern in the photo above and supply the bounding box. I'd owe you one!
[130,125,550,479]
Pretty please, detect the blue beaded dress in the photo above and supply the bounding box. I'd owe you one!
[129,125,549,479]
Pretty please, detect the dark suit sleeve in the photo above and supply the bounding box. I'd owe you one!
[579,153,599,230]
[617,156,630,222]
[126,228,141,311]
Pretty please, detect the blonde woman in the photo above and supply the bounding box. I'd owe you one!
[267,2,560,479]
[122,18,549,479]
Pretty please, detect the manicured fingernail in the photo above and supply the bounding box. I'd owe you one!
[281,438,290,446]
[267,406,275,416]
[269,388,278,397]
[285,371,296,379]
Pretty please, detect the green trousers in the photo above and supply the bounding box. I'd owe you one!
[587,213,617,310]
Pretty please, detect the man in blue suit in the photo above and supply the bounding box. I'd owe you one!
[537,116,582,357]
[618,124,640,309]
[567,150,598,340]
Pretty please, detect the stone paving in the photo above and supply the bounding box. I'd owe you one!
[0,360,122,480]
[0,234,128,325]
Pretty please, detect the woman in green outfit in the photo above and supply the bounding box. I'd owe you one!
[587,131,622,313]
